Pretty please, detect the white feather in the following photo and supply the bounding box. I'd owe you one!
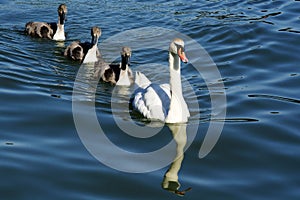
[132,72,172,121]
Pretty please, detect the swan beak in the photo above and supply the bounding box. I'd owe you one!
[178,48,188,63]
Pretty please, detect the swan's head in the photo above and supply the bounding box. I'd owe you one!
[162,178,192,196]
[57,4,67,24]
[169,38,188,63]
[121,46,131,70]
[91,26,102,46]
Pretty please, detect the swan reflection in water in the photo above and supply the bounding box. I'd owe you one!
[74,67,192,196]
[162,123,192,196]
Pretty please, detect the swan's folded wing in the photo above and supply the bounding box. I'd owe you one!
[132,92,150,118]
[132,84,171,122]
[134,71,151,89]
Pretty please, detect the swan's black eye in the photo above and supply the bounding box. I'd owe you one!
[180,46,185,52]
[178,47,185,56]
[175,44,185,53]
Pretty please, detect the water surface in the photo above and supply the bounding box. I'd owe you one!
[1,0,300,199]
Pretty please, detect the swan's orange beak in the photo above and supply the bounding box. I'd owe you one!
[178,48,188,63]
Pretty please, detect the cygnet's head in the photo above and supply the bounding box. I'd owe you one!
[91,26,102,45]
[57,4,67,24]
[121,46,132,70]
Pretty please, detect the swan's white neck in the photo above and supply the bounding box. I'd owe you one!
[169,52,183,99]
[165,52,189,123]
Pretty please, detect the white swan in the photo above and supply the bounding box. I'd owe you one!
[25,4,67,41]
[64,26,101,63]
[132,38,190,123]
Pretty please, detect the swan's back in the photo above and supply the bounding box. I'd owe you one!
[134,71,151,89]
[132,72,171,121]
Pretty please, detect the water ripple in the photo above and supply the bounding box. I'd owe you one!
[248,94,300,104]
[1,0,300,199]
[211,118,259,123]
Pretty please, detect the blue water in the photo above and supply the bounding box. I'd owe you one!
[1,0,300,199]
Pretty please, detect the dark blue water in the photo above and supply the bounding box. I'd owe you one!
[1,0,300,199]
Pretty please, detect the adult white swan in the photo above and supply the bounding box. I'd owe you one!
[132,38,190,123]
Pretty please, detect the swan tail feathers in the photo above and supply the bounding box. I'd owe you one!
[134,71,151,89]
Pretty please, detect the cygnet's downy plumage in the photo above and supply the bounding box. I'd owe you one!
[64,26,101,63]
[25,4,67,41]
[95,47,134,86]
